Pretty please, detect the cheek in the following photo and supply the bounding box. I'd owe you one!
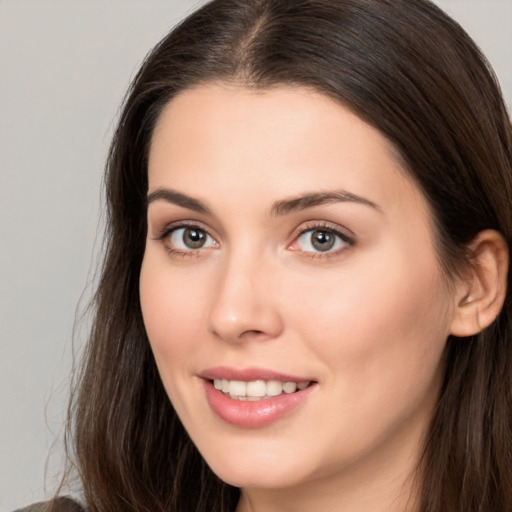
[285,243,452,400]
[139,253,208,375]
[276,247,452,466]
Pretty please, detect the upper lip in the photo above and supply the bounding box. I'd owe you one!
[199,366,315,382]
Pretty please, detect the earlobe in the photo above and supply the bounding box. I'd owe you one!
[450,230,509,337]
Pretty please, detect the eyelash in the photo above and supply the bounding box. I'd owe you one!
[154,222,216,258]
[291,222,355,259]
[154,221,355,259]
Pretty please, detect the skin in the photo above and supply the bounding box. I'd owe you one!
[140,84,466,512]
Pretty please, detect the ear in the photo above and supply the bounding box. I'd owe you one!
[450,229,509,337]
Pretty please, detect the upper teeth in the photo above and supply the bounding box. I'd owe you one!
[213,379,310,400]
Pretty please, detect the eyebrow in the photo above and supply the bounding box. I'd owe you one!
[146,188,381,216]
[271,190,382,216]
[146,188,211,214]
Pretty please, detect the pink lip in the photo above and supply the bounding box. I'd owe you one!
[199,366,313,382]
[199,367,317,428]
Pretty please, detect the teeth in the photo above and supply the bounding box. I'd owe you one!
[266,380,283,397]
[282,381,297,394]
[228,380,247,398]
[247,380,266,396]
[212,378,311,400]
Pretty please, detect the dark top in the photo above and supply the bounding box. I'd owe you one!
[13,497,84,512]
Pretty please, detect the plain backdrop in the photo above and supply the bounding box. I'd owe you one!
[0,1,510,510]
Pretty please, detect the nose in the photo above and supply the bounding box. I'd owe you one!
[206,250,284,343]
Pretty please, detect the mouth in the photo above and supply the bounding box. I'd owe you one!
[211,378,312,401]
[200,368,317,427]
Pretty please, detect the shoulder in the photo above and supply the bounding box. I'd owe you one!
[13,497,84,512]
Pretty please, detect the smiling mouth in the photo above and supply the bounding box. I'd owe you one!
[211,379,313,401]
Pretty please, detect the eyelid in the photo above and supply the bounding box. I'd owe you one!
[153,219,215,240]
[151,219,354,258]
[288,221,355,256]
[153,220,219,255]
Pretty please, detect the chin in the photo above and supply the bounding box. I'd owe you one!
[197,439,318,489]
[211,462,307,490]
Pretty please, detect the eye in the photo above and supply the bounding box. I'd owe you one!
[294,227,352,254]
[169,226,217,251]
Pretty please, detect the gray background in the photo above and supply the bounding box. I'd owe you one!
[1,1,510,510]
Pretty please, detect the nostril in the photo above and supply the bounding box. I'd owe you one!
[242,329,264,337]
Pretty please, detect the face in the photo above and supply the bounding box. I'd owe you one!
[140,85,456,497]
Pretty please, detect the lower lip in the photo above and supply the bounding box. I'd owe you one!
[202,380,316,427]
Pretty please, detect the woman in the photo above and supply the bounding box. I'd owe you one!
[19,0,512,511]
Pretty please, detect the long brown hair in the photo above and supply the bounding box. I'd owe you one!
[64,1,512,510]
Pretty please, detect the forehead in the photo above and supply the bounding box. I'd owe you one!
[148,84,425,217]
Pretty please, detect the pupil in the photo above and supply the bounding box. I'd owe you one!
[312,230,335,251]
[184,228,206,248]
